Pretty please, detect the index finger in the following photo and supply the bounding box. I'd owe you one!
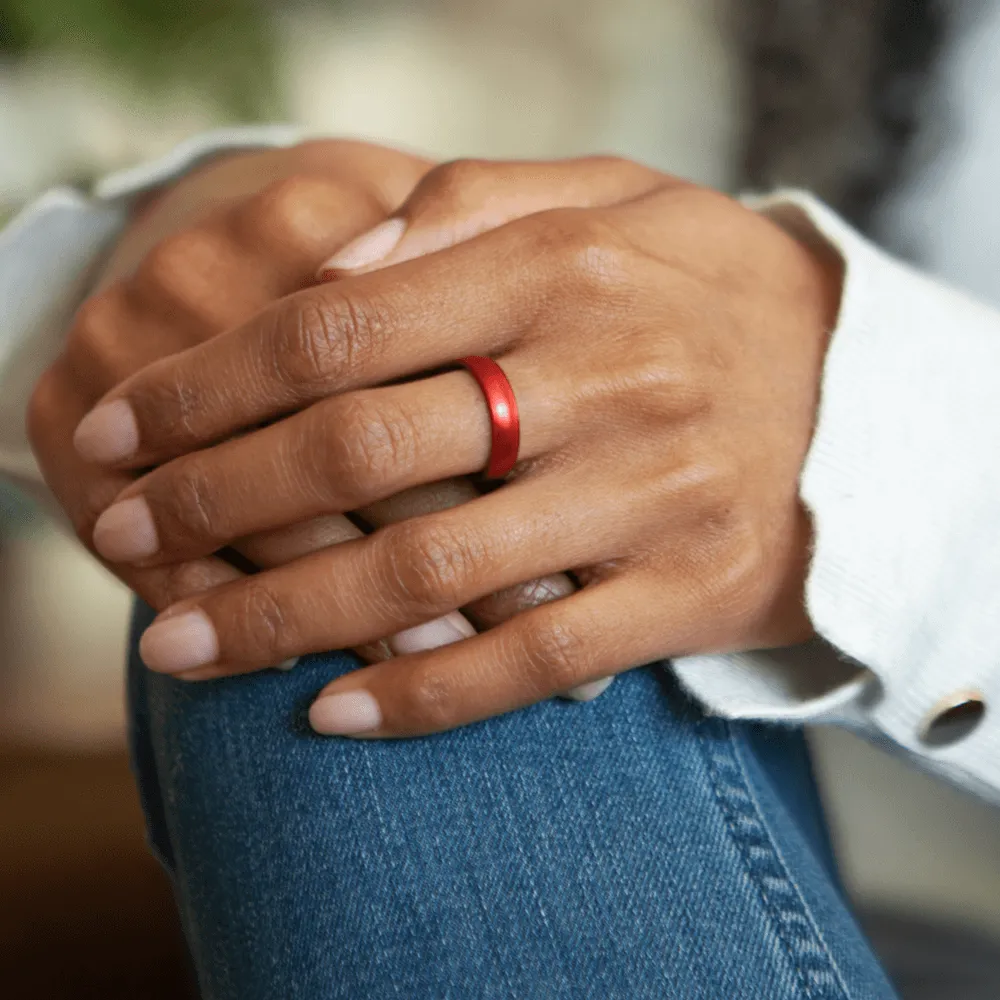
[28,363,245,612]
[71,212,559,469]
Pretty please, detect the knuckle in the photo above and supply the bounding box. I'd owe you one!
[580,154,661,188]
[136,229,224,311]
[680,184,736,222]
[135,364,202,444]
[711,527,769,622]
[664,456,741,516]
[621,354,714,428]
[402,665,457,731]
[520,617,589,694]
[384,521,482,613]
[691,456,743,513]
[159,561,230,604]
[65,290,130,380]
[244,174,341,249]
[232,578,291,662]
[675,467,767,623]
[669,360,717,421]
[530,209,636,300]
[566,235,634,297]
[158,461,227,543]
[273,289,388,390]
[699,497,752,557]
[651,458,728,519]
[315,394,416,502]
[71,290,120,345]
[422,158,492,207]
[581,153,634,172]
[278,299,344,388]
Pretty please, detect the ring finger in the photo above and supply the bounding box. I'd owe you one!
[90,358,567,566]
[135,467,627,675]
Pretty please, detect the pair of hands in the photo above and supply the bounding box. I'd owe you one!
[28,139,840,738]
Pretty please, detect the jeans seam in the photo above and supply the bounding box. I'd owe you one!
[126,622,177,878]
[697,717,853,1000]
[731,731,860,999]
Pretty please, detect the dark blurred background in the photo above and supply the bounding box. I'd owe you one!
[1,1,999,997]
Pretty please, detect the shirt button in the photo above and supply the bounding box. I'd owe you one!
[919,691,986,748]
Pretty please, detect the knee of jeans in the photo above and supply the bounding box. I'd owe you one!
[126,611,179,876]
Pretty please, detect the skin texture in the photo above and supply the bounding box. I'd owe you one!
[28,140,604,693]
[56,155,843,738]
[25,141,426,662]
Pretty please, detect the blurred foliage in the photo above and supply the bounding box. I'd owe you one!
[0,0,286,119]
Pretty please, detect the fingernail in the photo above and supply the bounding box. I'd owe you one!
[93,496,158,562]
[309,690,382,736]
[564,676,614,703]
[388,611,475,656]
[73,399,140,464]
[176,666,226,682]
[355,639,394,664]
[275,657,299,672]
[317,217,406,278]
[139,610,219,674]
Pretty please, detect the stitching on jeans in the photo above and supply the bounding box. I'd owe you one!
[730,733,859,1000]
[696,717,852,1000]
[127,611,178,878]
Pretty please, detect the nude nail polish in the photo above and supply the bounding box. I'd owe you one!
[73,399,140,464]
[139,610,219,674]
[317,217,407,278]
[309,691,383,736]
[564,677,615,702]
[93,496,158,562]
[388,612,476,656]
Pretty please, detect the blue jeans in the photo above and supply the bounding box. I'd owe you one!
[128,601,899,999]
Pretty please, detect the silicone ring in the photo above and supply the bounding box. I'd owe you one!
[456,356,520,479]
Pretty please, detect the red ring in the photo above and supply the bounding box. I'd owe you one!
[456,356,520,479]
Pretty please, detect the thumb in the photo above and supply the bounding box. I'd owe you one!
[316,156,670,281]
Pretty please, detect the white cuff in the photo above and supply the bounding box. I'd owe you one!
[0,125,303,507]
[674,191,1000,804]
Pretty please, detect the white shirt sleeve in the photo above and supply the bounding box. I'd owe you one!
[0,125,302,511]
[5,127,1000,801]
[674,190,1000,805]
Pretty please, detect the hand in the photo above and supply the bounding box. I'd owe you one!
[30,142,604,689]
[71,157,842,735]
[27,139,435,664]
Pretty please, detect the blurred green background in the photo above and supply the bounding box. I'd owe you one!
[0,0,282,119]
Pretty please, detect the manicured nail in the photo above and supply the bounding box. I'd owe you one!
[388,612,475,656]
[317,217,406,278]
[565,677,614,703]
[309,691,382,736]
[93,496,158,562]
[139,610,219,674]
[176,666,226,682]
[73,399,140,464]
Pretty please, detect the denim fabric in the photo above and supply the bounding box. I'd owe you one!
[127,601,898,1000]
